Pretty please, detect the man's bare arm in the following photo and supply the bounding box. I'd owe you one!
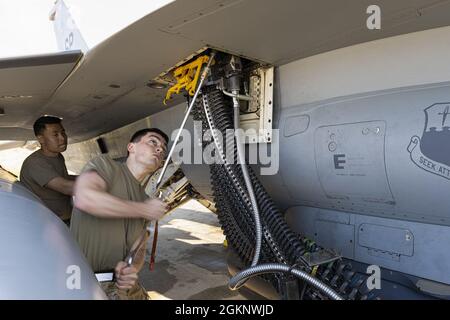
[73,171,167,219]
[46,177,75,196]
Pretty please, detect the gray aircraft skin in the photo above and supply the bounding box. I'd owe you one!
[1,0,450,299]
[0,179,106,299]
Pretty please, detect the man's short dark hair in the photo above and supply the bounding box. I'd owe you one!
[33,116,62,136]
[129,128,169,145]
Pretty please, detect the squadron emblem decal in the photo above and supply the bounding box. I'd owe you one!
[408,103,450,180]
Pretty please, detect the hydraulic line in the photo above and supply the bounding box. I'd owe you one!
[232,90,262,267]
[229,263,344,300]
[222,89,254,101]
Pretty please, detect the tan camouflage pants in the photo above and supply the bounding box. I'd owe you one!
[100,281,150,300]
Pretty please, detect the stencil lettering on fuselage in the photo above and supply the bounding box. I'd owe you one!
[315,121,394,204]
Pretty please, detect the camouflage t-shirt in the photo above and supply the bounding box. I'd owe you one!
[70,155,148,272]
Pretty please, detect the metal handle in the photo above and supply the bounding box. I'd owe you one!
[155,51,217,191]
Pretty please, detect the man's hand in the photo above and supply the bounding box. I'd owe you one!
[114,261,138,290]
[138,198,167,220]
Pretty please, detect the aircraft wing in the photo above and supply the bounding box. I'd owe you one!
[0,51,82,140]
[2,0,450,142]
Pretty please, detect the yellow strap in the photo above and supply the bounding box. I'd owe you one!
[164,55,210,105]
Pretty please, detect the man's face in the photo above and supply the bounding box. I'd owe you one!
[37,123,68,154]
[129,132,167,170]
